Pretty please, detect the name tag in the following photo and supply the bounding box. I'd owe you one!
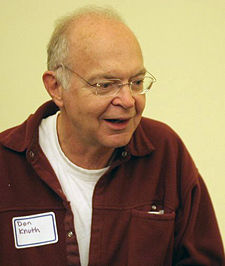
[12,212,58,249]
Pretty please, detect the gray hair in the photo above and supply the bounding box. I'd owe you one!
[47,6,124,89]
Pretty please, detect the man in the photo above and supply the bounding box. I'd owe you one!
[0,6,224,266]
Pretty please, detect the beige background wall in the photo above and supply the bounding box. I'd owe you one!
[1,0,224,244]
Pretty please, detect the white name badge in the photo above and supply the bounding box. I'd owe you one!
[12,212,58,249]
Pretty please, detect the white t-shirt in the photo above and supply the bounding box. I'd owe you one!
[39,112,109,266]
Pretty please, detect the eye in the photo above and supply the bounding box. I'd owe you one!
[133,79,144,85]
[132,79,144,89]
[95,81,116,90]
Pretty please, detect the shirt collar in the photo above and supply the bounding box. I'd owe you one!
[127,117,155,157]
[0,101,155,157]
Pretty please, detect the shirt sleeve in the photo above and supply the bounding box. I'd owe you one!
[173,174,225,265]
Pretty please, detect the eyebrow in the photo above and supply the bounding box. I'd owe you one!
[131,68,147,78]
[88,68,147,82]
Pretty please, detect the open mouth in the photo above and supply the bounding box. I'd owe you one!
[103,118,130,130]
[105,119,128,124]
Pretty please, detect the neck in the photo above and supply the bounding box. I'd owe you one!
[56,113,115,170]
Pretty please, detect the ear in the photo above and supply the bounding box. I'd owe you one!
[42,71,64,108]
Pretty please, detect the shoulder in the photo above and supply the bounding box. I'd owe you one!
[0,101,58,152]
[136,117,198,175]
[129,116,185,158]
[140,117,177,135]
[0,119,30,152]
[139,117,182,148]
[137,118,199,195]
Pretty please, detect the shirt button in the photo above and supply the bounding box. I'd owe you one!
[121,151,128,158]
[67,231,74,238]
[28,150,35,159]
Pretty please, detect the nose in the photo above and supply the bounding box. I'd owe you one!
[111,84,135,109]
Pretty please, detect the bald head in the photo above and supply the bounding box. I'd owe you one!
[47,6,143,88]
[47,7,126,69]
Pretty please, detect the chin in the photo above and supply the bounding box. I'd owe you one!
[102,134,132,149]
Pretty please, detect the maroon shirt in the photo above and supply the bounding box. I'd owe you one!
[0,101,224,265]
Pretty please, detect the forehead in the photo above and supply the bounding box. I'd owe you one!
[67,16,144,78]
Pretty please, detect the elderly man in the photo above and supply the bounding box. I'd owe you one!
[0,6,224,266]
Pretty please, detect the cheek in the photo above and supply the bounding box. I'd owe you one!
[136,95,146,115]
[80,99,113,122]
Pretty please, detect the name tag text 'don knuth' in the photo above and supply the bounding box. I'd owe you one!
[12,212,58,249]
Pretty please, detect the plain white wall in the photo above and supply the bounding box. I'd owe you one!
[0,0,224,244]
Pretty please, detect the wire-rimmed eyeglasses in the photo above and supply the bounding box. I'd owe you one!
[56,64,156,97]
